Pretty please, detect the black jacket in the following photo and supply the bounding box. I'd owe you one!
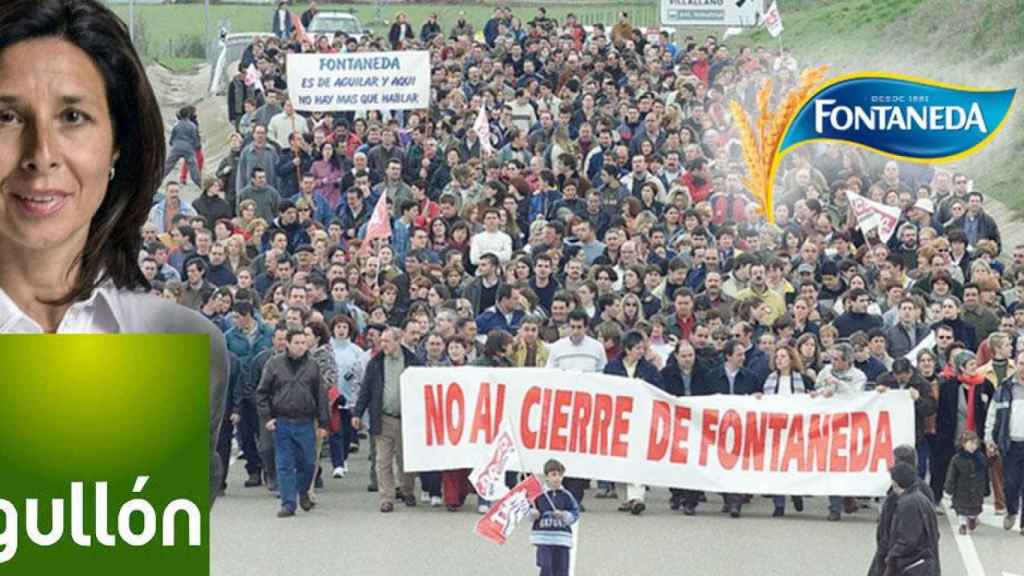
[659,356,714,397]
[869,480,936,576]
[876,372,938,443]
[706,364,761,396]
[604,357,662,389]
[945,449,987,516]
[936,376,993,448]
[885,485,940,576]
[256,352,329,428]
[354,346,423,435]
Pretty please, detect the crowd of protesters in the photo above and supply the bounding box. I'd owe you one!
[149,1,1023,538]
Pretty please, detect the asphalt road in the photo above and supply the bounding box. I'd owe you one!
[211,447,1023,576]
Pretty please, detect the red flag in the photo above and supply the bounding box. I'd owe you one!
[359,192,391,256]
[291,13,312,45]
[475,475,544,545]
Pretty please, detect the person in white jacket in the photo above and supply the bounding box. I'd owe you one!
[469,207,512,265]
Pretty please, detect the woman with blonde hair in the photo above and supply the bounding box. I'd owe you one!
[244,217,268,260]
[620,293,646,330]
[225,234,250,274]
[235,198,259,232]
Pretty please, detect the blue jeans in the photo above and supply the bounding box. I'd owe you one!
[274,419,316,511]
[772,495,804,511]
[916,440,931,480]
[328,408,352,469]
[828,496,844,514]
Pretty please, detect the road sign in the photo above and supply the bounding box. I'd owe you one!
[661,0,762,26]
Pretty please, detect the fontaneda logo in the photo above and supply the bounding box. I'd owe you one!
[0,335,210,574]
[731,70,1016,223]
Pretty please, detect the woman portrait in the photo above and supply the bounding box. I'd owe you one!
[0,0,227,506]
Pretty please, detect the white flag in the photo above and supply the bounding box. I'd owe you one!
[905,332,936,367]
[764,1,784,37]
[474,103,494,156]
[845,190,903,243]
[245,63,264,94]
[469,421,517,501]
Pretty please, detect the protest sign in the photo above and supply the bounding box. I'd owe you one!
[286,51,430,112]
[846,190,902,242]
[475,475,543,545]
[661,0,760,27]
[469,420,518,501]
[401,368,915,496]
[764,1,784,37]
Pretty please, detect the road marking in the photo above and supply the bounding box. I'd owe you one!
[945,502,987,576]
[569,519,579,576]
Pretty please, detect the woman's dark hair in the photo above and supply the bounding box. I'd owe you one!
[482,329,514,358]
[0,0,165,305]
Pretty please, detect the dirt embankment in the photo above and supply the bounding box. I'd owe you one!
[147,63,233,203]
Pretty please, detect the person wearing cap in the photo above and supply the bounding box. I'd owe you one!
[885,462,940,576]
[909,197,936,231]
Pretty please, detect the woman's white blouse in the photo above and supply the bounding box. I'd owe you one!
[0,281,123,333]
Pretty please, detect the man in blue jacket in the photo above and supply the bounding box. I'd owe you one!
[225,302,275,488]
[475,285,525,340]
[604,331,661,515]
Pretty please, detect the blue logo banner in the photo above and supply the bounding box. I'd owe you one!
[778,75,1015,161]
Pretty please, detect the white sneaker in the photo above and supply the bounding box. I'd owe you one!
[332,467,344,479]
[477,504,489,514]
[420,492,431,503]
[430,496,442,507]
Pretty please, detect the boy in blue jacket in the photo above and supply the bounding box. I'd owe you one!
[530,459,579,576]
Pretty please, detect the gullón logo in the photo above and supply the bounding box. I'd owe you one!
[0,335,211,574]
[0,477,202,564]
[731,70,1016,223]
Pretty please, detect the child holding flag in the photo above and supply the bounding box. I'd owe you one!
[530,459,579,576]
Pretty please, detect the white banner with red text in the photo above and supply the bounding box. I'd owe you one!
[400,368,915,496]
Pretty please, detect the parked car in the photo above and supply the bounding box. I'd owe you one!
[208,32,262,96]
[307,12,368,42]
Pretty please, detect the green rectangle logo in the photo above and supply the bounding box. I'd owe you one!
[0,335,210,573]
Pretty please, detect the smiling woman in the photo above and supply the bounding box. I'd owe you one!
[0,0,228,508]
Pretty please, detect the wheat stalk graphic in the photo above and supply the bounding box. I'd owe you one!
[730,65,829,224]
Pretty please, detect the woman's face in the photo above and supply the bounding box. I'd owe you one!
[918,354,935,376]
[447,341,466,363]
[775,349,791,372]
[432,219,446,238]
[333,320,350,340]
[322,144,334,159]
[0,39,118,257]
[799,339,816,358]
[428,288,443,307]
[242,204,256,220]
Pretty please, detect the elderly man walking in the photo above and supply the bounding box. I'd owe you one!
[353,328,423,513]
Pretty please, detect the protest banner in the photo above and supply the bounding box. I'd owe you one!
[401,368,915,496]
[469,420,518,501]
[285,51,430,112]
[475,475,544,545]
